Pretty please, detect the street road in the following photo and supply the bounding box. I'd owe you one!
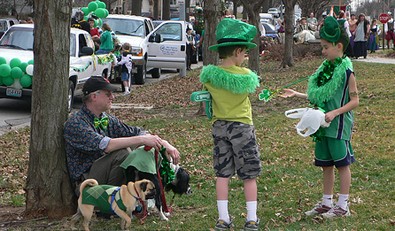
[0,63,201,136]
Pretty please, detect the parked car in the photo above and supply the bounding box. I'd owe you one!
[0,18,19,38]
[259,13,274,25]
[259,21,279,53]
[0,24,112,111]
[267,8,281,18]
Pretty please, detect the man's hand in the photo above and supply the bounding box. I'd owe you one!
[160,140,180,165]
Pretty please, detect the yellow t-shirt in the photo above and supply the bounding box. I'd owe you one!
[200,65,260,125]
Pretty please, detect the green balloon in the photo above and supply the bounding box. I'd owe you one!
[104,9,109,18]
[2,76,14,86]
[88,1,98,12]
[95,8,106,18]
[20,74,32,88]
[19,62,28,73]
[97,18,103,27]
[0,57,6,65]
[0,77,3,85]
[28,59,34,64]
[84,15,89,21]
[97,1,106,9]
[11,67,23,79]
[10,58,21,68]
[81,7,90,15]
[0,64,11,77]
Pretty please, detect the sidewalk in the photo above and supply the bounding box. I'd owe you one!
[353,55,395,64]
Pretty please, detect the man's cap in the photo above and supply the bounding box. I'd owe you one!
[82,76,118,96]
[319,16,341,43]
[209,18,257,51]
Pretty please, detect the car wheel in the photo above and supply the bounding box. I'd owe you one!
[68,80,75,112]
[135,63,146,85]
[151,68,160,78]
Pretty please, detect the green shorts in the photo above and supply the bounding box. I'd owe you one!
[314,137,355,167]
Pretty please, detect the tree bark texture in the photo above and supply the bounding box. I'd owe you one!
[131,0,142,16]
[162,0,170,20]
[202,0,221,66]
[282,0,297,68]
[25,0,76,219]
[297,0,331,18]
[240,0,267,75]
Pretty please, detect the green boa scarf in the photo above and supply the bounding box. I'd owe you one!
[307,57,353,107]
[200,65,260,94]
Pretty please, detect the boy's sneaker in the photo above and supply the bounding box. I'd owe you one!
[244,218,260,231]
[322,205,351,218]
[123,90,131,95]
[215,218,233,230]
[305,203,332,216]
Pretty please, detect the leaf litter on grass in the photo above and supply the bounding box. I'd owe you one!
[1,58,395,230]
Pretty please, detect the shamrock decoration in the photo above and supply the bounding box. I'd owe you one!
[259,88,279,102]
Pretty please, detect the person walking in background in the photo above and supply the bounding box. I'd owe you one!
[199,18,261,231]
[353,13,370,59]
[281,16,359,219]
[116,43,133,95]
[96,23,114,54]
[384,13,395,49]
[337,11,353,57]
[368,19,380,53]
[186,27,194,71]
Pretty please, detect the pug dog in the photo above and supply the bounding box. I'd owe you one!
[122,146,192,221]
[71,179,155,231]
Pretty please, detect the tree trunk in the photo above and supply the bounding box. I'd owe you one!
[131,0,142,16]
[162,0,170,20]
[153,0,159,19]
[240,0,266,75]
[25,0,76,219]
[281,0,297,68]
[202,0,221,66]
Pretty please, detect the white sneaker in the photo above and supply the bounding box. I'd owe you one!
[322,205,351,218]
[305,203,332,216]
[123,90,130,95]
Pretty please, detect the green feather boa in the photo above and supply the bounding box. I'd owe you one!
[307,57,353,107]
[200,65,260,94]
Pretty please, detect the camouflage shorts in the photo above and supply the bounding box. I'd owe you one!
[212,120,262,180]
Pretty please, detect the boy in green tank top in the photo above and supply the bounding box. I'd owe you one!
[281,16,359,218]
[199,18,261,231]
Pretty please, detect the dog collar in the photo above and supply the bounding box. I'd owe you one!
[126,184,140,200]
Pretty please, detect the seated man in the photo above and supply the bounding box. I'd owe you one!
[64,76,180,195]
[294,17,316,44]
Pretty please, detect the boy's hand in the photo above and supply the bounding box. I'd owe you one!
[325,110,339,123]
[280,89,297,98]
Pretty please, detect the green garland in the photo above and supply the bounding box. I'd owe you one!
[307,57,353,108]
[159,147,175,186]
[200,65,260,94]
[97,54,115,64]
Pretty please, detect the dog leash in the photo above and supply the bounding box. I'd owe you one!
[144,145,172,213]
[129,184,148,224]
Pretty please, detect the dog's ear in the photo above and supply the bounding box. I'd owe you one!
[140,181,148,192]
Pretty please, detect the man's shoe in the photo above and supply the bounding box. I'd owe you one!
[244,218,259,231]
[214,218,233,230]
[305,203,332,216]
[322,205,351,218]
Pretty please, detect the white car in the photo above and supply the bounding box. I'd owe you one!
[0,24,112,111]
[267,8,281,18]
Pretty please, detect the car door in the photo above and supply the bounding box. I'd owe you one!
[146,21,187,74]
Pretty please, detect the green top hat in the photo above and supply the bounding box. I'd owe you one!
[209,18,257,51]
[319,16,341,43]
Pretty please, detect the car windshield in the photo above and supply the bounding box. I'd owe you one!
[0,27,34,50]
[103,18,145,37]
[0,27,80,55]
[262,23,276,34]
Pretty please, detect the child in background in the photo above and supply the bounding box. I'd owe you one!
[116,43,133,95]
[281,16,359,218]
[199,18,261,231]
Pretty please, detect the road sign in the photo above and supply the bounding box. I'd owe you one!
[379,13,390,24]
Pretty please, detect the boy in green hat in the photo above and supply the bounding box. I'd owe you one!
[281,16,359,218]
[199,18,261,230]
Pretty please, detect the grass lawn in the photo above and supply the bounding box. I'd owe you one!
[0,57,394,230]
